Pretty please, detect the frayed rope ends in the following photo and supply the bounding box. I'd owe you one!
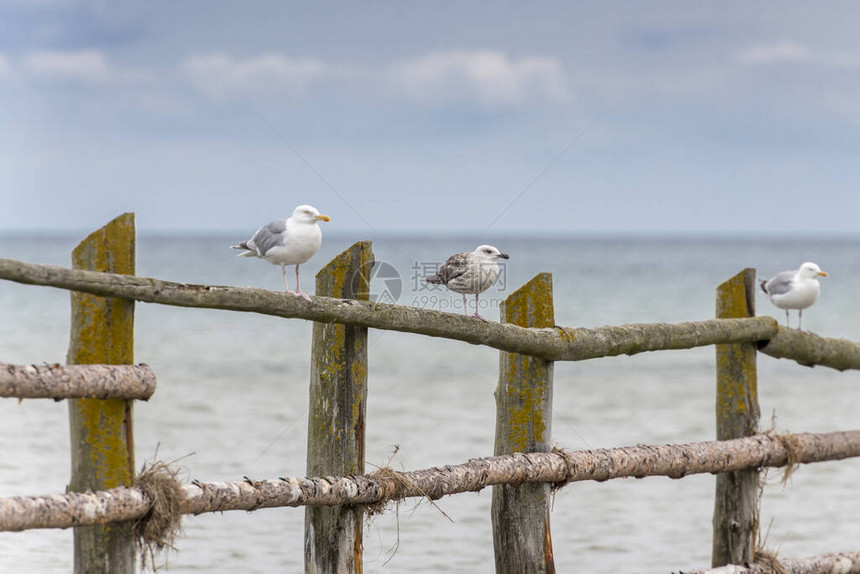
[132,461,185,571]
[774,433,803,486]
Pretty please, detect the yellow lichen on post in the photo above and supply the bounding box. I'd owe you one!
[493,272,556,574]
[67,213,136,574]
[712,268,760,568]
[305,241,373,574]
[498,273,554,453]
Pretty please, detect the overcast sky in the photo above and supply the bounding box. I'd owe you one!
[2,2,859,236]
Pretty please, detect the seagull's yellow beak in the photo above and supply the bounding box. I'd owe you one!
[818,270,828,277]
[316,214,331,222]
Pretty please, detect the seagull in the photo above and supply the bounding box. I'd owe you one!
[760,262,828,330]
[231,205,330,301]
[426,245,510,321]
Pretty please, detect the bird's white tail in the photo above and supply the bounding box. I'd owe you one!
[231,243,259,258]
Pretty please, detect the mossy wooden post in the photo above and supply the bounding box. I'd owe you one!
[492,273,555,574]
[712,268,761,567]
[305,241,373,574]
[67,213,136,574]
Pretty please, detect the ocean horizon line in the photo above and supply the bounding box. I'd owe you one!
[2,228,860,243]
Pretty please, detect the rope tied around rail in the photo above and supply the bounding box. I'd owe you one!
[361,446,457,524]
[364,467,405,516]
[550,447,575,491]
[132,461,185,571]
[773,433,803,486]
[753,550,790,574]
[364,464,450,517]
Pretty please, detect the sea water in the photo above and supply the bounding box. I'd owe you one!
[1,233,858,573]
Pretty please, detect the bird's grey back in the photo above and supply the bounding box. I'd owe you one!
[764,270,796,296]
[250,220,288,256]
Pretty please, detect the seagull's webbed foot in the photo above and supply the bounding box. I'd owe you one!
[471,312,490,322]
[291,289,313,302]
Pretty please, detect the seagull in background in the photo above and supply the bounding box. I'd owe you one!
[426,245,510,321]
[760,261,828,330]
[232,204,330,301]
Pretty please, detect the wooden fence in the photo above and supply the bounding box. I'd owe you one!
[1,213,860,574]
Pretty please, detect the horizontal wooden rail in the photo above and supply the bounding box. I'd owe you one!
[2,258,859,369]
[0,363,156,400]
[2,430,858,532]
[759,328,860,372]
[681,550,860,573]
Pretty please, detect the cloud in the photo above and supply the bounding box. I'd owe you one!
[178,53,327,100]
[739,42,811,65]
[14,47,572,111]
[23,49,111,82]
[390,50,569,108]
[738,42,860,73]
[177,50,570,108]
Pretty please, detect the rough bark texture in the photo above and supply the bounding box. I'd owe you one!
[760,326,860,371]
[0,489,151,532]
[680,551,860,573]
[0,363,155,400]
[66,214,137,574]
[2,431,859,532]
[0,257,786,363]
[713,269,760,567]
[493,273,555,574]
[305,242,373,574]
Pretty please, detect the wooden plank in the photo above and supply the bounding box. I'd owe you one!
[492,273,555,574]
[305,241,373,574]
[67,213,137,574]
[712,268,761,567]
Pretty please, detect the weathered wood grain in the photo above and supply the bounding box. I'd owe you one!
[493,273,555,574]
[680,550,860,573]
[0,257,792,364]
[305,242,373,574]
[713,269,760,567]
[0,363,155,400]
[66,213,137,574]
[3,431,858,532]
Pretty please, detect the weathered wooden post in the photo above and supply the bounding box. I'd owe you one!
[492,273,555,574]
[712,268,761,567]
[305,241,373,574]
[66,213,137,574]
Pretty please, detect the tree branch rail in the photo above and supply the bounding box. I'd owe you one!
[0,363,155,400]
[1,430,858,533]
[3,258,860,370]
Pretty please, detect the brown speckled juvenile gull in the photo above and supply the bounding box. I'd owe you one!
[426,245,510,321]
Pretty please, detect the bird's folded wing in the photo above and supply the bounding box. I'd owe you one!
[765,271,796,295]
[437,253,470,282]
[251,220,288,256]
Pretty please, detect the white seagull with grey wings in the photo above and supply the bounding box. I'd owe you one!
[231,204,330,301]
[426,245,510,321]
[760,261,828,330]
